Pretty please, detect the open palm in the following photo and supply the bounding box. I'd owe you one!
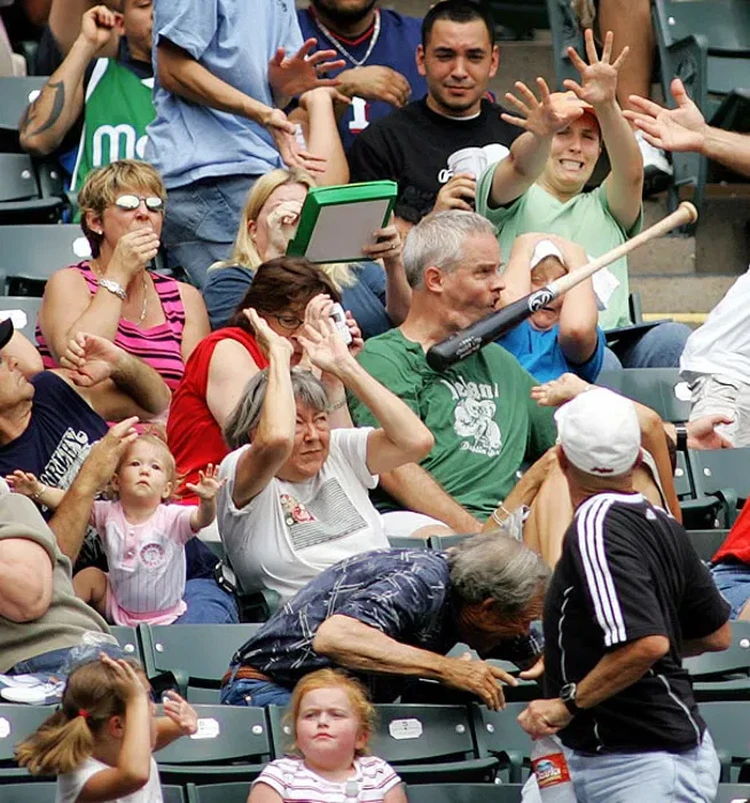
[564,28,628,108]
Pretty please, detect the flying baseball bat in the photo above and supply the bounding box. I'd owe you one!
[425,201,698,372]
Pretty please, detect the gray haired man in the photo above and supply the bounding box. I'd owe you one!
[221,532,550,708]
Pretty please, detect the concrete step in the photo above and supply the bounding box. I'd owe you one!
[631,274,736,315]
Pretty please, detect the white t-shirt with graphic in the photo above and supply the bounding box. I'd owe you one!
[218,427,388,601]
[56,756,163,803]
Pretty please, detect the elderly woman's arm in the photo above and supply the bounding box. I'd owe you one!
[298,321,434,475]
[229,312,296,509]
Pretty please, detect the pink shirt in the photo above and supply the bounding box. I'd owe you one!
[92,501,196,626]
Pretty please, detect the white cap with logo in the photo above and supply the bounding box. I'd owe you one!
[554,387,641,476]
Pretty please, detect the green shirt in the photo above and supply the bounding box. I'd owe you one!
[349,329,557,519]
[476,175,643,330]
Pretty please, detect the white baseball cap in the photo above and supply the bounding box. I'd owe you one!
[529,239,565,272]
[554,387,641,476]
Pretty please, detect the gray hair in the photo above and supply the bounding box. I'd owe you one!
[401,210,497,288]
[448,533,551,616]
[223,367,330,450]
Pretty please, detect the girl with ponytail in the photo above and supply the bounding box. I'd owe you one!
[16,653,197,802]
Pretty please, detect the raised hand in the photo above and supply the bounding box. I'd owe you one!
[501,77,584,138]
[434,173,476,212]
[263,108,327,174]
[268,38,345,99]
[80,5,123,55]
[624,78,708,154]
[100,653,148,703]
[686,414,735,450]
[81,417,140,491]
[5,470,43,498]
[185,464,226,501]
[338,65,412,107]
[242,308,294,360]
[107,229,160,284]
[265,199,304,259]
[60,332,126,387]
[360,224,403,264]
[297,316,353,377]
[162,690,198,736]
[531,373,591,407]
[564,28,629,109]
[441,656,519,711]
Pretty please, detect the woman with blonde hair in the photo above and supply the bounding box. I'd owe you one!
[202,167,411,339]
[36,159,210,393]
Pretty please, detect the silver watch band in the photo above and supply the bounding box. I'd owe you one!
[97,278,127,301]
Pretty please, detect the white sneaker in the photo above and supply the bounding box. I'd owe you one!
[636,129,673,195]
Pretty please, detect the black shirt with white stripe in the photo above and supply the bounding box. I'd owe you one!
[544,492,729,754]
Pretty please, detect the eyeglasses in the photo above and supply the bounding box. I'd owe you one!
[271,313,304,331]
[114,194,164,212]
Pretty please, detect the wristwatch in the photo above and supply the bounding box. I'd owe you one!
[97,278,127,300]
[559,682,581,716]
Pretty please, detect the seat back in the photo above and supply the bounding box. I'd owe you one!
[472,703,533,783]
[716,783,750,802]
[140,623,260,702]
[0,704,56,778]
[674,450,692,499]
[0,224,91,295]
[597,368,691,422]
[186,782,252,803]
[686,529,729,562]
[406,783,523,803]
[429,533,475,551]
[0,75,46,150]
[699,701,750,782]
[685,622,750,678]
[0,153,41,202]
[109,625,143,664]
[0,296,41,341]
[0,782,57,801]
[690,449,750,505]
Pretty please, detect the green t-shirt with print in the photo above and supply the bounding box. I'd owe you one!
[476,175,643,330]
[349,329,557,520]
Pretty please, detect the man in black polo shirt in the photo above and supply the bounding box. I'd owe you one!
[519,387,730,803]
[347,0,582,233]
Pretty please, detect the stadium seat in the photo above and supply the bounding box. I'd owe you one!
[186,781,252,803]
[716,783,750,802]
[0,704,56,779]
[0,75,46,152]
[596,368,691,423]
[700,701,750,782]
[0,782,57,801]
[0,224,90,296]
[653,0,750,227]
[406,783,524,802]
[109,625,142,663]
[673,450,692,499]
[472,703,533,783]
[162,786,187,802]
[545,0,585,89]
[0,296,41,341]
[0,153,64,224]
[428,533,474,550]
[685,529,728,562]
[386,536,430,550]
[140,623,260,703]
[156,704,272,785]
[268,703,498,784]
[687,622,750,702]
[688,449,750,527]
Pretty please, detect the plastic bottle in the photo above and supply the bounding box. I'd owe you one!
[531,736,577,801]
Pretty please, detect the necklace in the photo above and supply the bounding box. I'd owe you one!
[138,272,148,324]
[312,9,381,68]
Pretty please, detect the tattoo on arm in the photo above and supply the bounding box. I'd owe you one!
[21,81,66,137]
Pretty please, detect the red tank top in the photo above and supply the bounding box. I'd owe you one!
[167,327,268,505]
[712,503,750,564]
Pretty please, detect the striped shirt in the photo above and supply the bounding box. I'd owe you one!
[37,261,186,391]
[252,756,401,802]
[543,492,730,754]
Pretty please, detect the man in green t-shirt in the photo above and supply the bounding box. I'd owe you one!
[475,28,690,367]
[349,210,560,537]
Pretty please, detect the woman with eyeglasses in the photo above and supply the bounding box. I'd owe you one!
[166,256,359,531]
[36,160,210,393]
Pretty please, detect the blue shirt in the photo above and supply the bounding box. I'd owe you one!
[146,0,303,188]
[297,8,426,153]
[497,321,605,384]
[202,262,393,339]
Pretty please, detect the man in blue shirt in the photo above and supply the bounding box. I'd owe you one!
[146,0,344,287]
[298,0,427,152]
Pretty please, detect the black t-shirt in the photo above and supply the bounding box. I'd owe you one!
[347,97,520,223]
[544,492,730,755]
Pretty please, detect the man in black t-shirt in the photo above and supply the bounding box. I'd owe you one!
[347,0,582,231]
[519,387,730,803]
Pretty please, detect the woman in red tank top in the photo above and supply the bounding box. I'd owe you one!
[167,256,354,505]
[36,161,210,393]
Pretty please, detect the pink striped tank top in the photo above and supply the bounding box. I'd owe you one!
[36,262,187,391]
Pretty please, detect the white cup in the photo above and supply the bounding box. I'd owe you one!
[447,147,489,179]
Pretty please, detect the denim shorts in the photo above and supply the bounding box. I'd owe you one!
[710,561,750,618]
[220,668,292,708]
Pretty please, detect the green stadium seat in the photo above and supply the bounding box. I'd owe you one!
[109,625,142,664]
[0,781,57,800]
[186,781,252,803]
[687,622,750,702]
[472,703,533,783]
[716,783,750,802]
[156,704,271,785]
[687,449,750,527]
[268,703,498,784]
[685,529,728,562]
[700,701,750,782]
[428,534,475,551]
[0,704,56,780]
[596,368,691,423]
[140,623,260,703]
[0,153,64,225]
[0,296,41,342]
[387,536,430,550]
[0,75,46,152]
[162,785,187,802]
[406,782,524,802]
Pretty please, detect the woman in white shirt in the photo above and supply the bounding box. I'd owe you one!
[217,309,434,601]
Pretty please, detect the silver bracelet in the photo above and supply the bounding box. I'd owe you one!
[490,503,512,527]
[328,398,347,412]
[97,278,127,301]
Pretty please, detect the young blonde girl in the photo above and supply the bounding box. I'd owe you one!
[6,430,224,625]
[16,653,197,802]
[249,669,406,803]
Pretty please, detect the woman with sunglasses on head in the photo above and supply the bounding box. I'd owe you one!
[36,160,210,395]
[166,256,360,540]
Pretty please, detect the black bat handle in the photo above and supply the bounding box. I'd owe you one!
[425,289,555,371]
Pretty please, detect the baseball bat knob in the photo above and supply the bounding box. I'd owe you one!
[678,201,699,225]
